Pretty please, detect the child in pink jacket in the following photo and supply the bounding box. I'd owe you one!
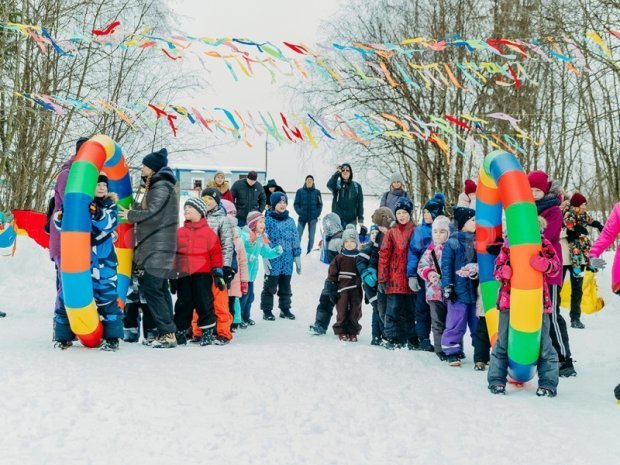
[589,202,620,295]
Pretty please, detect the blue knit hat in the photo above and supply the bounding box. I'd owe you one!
[270,191,287,206]
[142,148,168,173]
[424,193,446,219]
[394,197,413,215]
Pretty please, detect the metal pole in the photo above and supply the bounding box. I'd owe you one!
[265,135,268,178]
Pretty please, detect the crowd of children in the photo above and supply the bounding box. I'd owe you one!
[49,149,615,398]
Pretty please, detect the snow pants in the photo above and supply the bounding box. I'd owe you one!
[441,301,477,356]
[174,273,216,331]
[261,274,292,314]
[548,284,572,363]
[428,300,447,354]
[384,293,415,344]
[332,287,363,336]
[414,278,431,341]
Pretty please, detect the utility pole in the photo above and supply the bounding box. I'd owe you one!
[265,134,268,178]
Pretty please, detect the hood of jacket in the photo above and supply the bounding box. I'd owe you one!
[323,212,344,237]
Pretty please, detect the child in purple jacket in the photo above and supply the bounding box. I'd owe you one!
[487,217,561,397]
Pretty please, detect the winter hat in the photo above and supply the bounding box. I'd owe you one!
[528,170,551,194]
[570,192,587,208]
[305,174,314,182]
[341,224,359,246]
[390,173,403,184]
[185,197,209,218]
[394,197,413,216]
[371,207,395,229]
[76,137,89,154]
[454,207,476,231]
[432,215,451,234]
[464,179,477,195]
[142,148,168,173]
[370,224,380,234]
[265,179,278,188]
[424,193,446,219]
[247,171,258,181]
[201,187,221,205]
[247,211,264,230]
[97,174,109,186]
[270,191,287,206]
[214,171,225,180]
[221,199,236,216]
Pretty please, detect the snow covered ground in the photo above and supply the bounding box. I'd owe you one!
[1,235,619,465]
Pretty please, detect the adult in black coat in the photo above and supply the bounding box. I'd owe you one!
[294,175,323,254]
[326,163,364,228]
[264,179,285,210]
[231,170,266,226]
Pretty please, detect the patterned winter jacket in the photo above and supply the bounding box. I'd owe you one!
[590,202,620,294]
[407,221,432,277]
[265,210,301,276]
[205,204,234,268]
[440,231,477,304]
[175,218,223,276]
[494,237,561,314]
[418,243,445,302]
[228,227,249,298]
[240,227,282,282]
[379,221,415,294]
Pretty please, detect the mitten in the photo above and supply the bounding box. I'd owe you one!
[359,225,368,237]
[590,257,607,270]
[408,277,421,292]
[590,220,604,232]
[263,258,272,276]
[377,282,386,294]
[294,256,302,275]
[223,266,236,284]
[362,268,377,288]
[241,281,248,295]
[530,255,550,272]
[443,284,456,303]
[213,268,226,291]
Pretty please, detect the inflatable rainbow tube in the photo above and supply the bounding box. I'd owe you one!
[476,150,543,383]
[60,135,133,347]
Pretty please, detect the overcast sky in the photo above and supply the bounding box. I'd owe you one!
[166,0,347,192]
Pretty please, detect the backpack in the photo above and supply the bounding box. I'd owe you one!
[43,196,55,234]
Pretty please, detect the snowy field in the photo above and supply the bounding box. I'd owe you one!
[1,233,619,465]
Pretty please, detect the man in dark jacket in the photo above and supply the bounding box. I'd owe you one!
[264,179,285,210]
[294,175,323,254]
[326,163,364,228]
[231,170,266,226]
[120,148,179,349]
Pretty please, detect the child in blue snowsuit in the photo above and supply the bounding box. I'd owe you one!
[407,193,445,351]
[440,207,479,366]
[240,210,283,325]
[53,174,124,350]
[261,192,302,320]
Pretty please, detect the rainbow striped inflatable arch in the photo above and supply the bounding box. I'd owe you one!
[60,135,133,347]
[476,150,543,383]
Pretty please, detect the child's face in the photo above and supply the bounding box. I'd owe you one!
[423,209,433,224]
[462,217,476,233]
[274,200,287,213]
[95,182,108,198]
[184,205,202,222]
[433,229,449,244]
[370,230,379,243]
[254,218,265,234]
[577,203,586,214]
[343,239,357,250]
[531,188,545,201]
[396,210,410,224]
[202,195,217,211]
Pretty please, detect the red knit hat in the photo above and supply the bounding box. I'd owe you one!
[527,170,551,194]
[464,179,477,195]
[570,193,587,208]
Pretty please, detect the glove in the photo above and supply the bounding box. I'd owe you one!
[169,279,177,295]
[408,277,421,292]
[213,268,226,291]
[428,271,440,285]
[498,265,512,280]
[359,225,368,237]
[590,220,604,232]
[377,282,386,294]
[590,257,607,270]
[362,268,377,288]
[263,258,272,276]
[223,266,236,284]
[443,284,456,303]
[276,245,283,255]
[241,281,248,295]
[530,255,550,272]
[486,237,503,256]
[294,256,302,275]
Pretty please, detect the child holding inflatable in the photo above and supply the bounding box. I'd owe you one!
[487,217,561,396]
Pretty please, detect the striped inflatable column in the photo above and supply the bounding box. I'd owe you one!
[61,134,133,348]
[477,150,543,383]
[103,143,134,310]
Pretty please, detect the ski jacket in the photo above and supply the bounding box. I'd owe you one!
[264,210,301,276]
[327,171,364,225]
[240,227,282,282]
[231,179,266,220]
[175,218,223,276]
[294,185,323,222]
[407,222,432,277]
[418,243,445,302]
[206,205,234,268]
[380,188,409,213]
[379,222,415,294]
[440,231,477,304]
[590,202,620,293]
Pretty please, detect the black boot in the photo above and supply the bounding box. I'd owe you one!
[559,358,577,377]
[279,309,296,320]
[199,327,214,346]
[263,311,276,321]
[101,338,120,351]
[309,324,326,335]
[123,328,139,343]
[0,311,6,318]
[175,330,188,346]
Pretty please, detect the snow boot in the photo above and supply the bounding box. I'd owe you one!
[570,319,585,329]
[263,311,275,321]
[474,362,487,371]
[382,338,403,350]
[447,354,461,367]
[245,318,256,326]
[418,338,434,352]
[371,336,383,346]
[406,336,420,350]
[54,340,72,350]
[536,387,557,397]
[175,330,188,346]
[614,383,620,401]
[279,309,296,320]
[213,335,231,345]
[142,330,156,346]
[101,338,120,351]
[308,324,326,335]
[151,332,177,349]
[199,328,214,346]
[489,384,506,395]
[0,311,6,318]
[239,321,248,329]
[338,334,349,341]
[436,351,448,362]
[559,359,577,377]
[123,328,139,343]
